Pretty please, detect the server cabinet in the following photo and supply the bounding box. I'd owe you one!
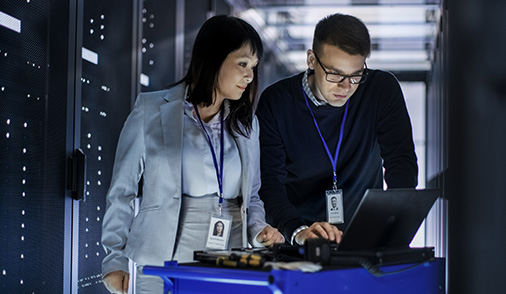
[75,1,136,292]
[0,0,72,292]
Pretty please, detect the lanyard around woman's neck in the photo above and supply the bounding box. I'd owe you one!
[301,86,349,191]
[193,104,225,216]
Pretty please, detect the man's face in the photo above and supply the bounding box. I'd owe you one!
[331,197,337,208]
[307,44,366,107]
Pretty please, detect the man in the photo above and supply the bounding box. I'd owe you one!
[256,13,418,246]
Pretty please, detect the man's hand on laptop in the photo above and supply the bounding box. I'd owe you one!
[294,222,343,245]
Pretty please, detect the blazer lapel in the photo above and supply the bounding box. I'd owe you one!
[159,85,185,196]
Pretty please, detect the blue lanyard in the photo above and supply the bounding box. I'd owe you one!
[302,87,349,191]
[194,104,225,215]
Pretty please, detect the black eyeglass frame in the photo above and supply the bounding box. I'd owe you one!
[313,52,368,85]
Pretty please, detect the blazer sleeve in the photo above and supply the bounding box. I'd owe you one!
[245,117,270,245]
[101,94,146,276]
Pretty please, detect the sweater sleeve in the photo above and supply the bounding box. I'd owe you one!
[256,85,308,240]
[376,72,418,188]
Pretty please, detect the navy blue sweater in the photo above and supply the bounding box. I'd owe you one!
[256,70,418,240]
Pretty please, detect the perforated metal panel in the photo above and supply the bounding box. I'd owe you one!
[0,0,70,292]
[139,0,177,91]
[76,1,135,292]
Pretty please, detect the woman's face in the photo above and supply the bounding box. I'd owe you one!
[216,222,224,233]
[215,43,258,102]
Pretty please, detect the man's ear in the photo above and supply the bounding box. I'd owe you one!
[307,49,315,70]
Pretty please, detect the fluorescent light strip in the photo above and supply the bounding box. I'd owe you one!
[0,11,21,33]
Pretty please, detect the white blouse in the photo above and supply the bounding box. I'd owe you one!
[181,99,242,198]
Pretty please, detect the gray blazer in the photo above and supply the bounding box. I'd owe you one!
[101,83,268,276]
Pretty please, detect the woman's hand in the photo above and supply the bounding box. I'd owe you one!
[103,270,129,294]
[256,225,285,246]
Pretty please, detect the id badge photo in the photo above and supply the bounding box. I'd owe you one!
[206,214,232,250]
[326,189,344,224]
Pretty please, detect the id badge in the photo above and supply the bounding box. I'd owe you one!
[326,189,344,224]
[206,214,232,250]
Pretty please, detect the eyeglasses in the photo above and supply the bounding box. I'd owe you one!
[313,53,368,85]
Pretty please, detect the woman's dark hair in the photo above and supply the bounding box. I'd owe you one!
[179,15,263,137]
[313,13,370,57]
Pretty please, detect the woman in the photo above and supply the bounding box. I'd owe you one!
[101,15,284,294]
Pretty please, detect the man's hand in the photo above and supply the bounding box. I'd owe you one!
[295,222,343,245]
[103,270,129,294]
[256,225,285,246]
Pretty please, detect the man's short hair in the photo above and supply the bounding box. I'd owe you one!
[312,13,371,57]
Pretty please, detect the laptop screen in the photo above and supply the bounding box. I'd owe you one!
[336,188,440,251]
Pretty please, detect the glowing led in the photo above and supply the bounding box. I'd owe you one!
[22,192,25,197]
[22,179,26,184]
[86,181,90,185]
[2,270,6,275]
[98,156,102,161]
[23,122,27,127]
[101,15,105,20]
[21,236,24,241]
[98,146,102,151]
[90,29,94,34]
[20,280,23,285]
[6,133,9,138]
[23,166,26,171]
[21,223,25,228]
[97,180,101,186]
[85,228,89,232]
[87,133,92,138]
[20,254,24,259]
[90,18,94,23]
[100,35,104,40]
[85,217,89,222]
[97,170,101,175]
[1,87,4,91]
[85,243,89,247]
[87,144,91,149]
[97,206,101,211]
[23,148,27,153]
[21,210,25,215]
[97,217,100,221]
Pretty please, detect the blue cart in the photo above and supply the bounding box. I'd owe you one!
[143,258,445,294]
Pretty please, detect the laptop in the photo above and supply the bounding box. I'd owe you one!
[303,188,440,268]
[335,188,440,251]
